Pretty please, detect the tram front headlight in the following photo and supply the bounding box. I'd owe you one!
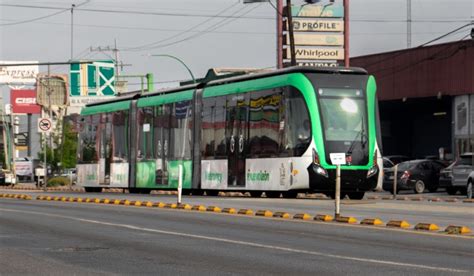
[367,165,378,178]
[367,150,379,178]
[314,165,328,178]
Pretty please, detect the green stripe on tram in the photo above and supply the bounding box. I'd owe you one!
[81,100,130,115]
[137,90,194,107]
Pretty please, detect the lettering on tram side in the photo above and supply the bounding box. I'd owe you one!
[247,170,270,182]
[205,172,223,183]
[86,174,97,181]
[114,174,125,182]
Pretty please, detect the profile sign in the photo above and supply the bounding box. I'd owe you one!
[38,118,52,133]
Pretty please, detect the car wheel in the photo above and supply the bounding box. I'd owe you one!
[346,192,365,200]
[446,187,458,195]
[466,181,473,199]
[414,180,425,194]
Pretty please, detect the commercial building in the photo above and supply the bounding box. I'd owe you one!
[351,39,474,159]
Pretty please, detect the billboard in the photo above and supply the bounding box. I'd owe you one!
[70,60,116,97]
[0,61,39,84]
[10,89,41,114]
[283,3,345,67]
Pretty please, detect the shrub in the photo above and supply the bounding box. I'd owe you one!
[47,176,70,187]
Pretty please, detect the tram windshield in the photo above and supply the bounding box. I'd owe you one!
[318,88,367,143]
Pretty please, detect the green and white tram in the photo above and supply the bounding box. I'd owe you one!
[76,66,382,199]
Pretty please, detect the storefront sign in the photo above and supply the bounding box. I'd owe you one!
[10,89,41,114]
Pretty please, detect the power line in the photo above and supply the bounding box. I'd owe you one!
[375,35,472,80]
[0,4,274,20]
[124,4,260,52]
[360,21,474,69]
[0,8,69,26]
[123,2,241,51]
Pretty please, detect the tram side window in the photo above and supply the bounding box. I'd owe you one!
[284,88,311,156]
[248,88,283,158]
[99,114,113,162]
[201,97,215,158]
[79,115,99,163]
[112,110,128,162]
[201,96,227,159]
[137,107,154,160]
[170,100,192,160]
[153,104,171,160]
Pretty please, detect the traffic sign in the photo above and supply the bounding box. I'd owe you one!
[38,118,52,133]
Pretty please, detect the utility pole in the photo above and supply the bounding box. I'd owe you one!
[286,0,296,66]
[71,4,76,60]
[90,42,121,76]
[344,0,350,67]
[407,0,412,48]
[277,0,283,69]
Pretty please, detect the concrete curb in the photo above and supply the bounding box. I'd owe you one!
[0,193,32,200]
[28,195,474,236]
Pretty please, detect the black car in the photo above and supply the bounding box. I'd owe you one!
[383,159,447,194]
[384,155,411,165]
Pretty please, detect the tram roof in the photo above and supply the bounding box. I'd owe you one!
[84,66,367,109]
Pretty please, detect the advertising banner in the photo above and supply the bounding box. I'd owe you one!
[10,89,41,114]
[110,163,129,187]
[454,95,469,137]
[201,160,227,189]
[245,158,289,191]
[76,164,100,186]
[0,61,38,84]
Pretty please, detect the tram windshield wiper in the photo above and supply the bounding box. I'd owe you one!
[347,129,367,155]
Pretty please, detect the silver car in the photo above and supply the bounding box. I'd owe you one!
[449,153,473,196]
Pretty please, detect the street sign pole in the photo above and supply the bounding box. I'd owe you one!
[330,153,346,219]
[43,132,47,191]
[335,165,341,218]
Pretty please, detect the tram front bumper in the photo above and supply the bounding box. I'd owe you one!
[307,164,378,192]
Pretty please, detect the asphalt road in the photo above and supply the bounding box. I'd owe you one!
[1,198,473,275]
[4,189,473,230]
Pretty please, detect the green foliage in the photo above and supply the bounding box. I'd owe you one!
[37,119,78,174]
[47,176,70,187]
[61,121,78,169]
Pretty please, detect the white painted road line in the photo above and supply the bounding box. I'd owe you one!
[0,207,470,273]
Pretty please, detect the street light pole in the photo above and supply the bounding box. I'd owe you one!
[149,54,196,204]
[150,54,196,84]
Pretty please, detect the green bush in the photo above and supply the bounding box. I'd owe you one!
[47,176,70,187]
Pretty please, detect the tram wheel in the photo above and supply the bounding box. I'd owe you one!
[249,191,262,198]
[85,187,102,193]
[206,190,219,196]
[282,191,298,198]
[265,191,281,198]
[191,189,204,196]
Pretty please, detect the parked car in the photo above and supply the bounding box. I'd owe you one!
[447,153,473,195]
[0,170,5,185]
[467,171,473,199]
[61,168,77,184]
[438,161,456,190]
[383,159,446,194]
[383,157,395,169]
[384,155,411,165]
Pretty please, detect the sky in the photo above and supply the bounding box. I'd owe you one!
[0,0,473,89]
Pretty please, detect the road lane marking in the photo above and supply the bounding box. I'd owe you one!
[0,207,470,273]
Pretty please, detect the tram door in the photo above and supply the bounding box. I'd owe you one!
[155,105,171,185]
[226,94,248,187]
[99,113,112,185]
